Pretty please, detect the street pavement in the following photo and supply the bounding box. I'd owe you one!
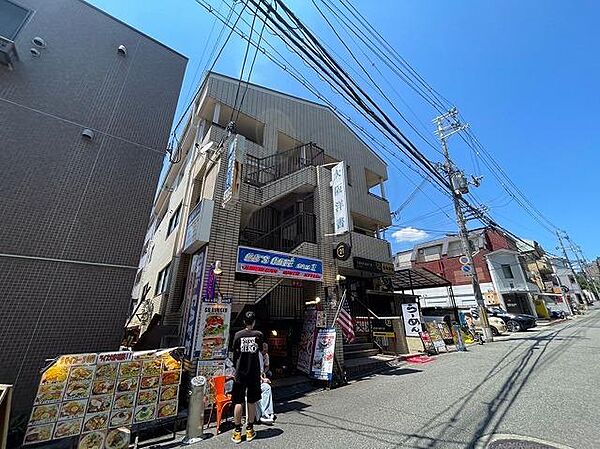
[186,308,600,449]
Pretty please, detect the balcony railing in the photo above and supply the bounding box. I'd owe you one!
[240,212,317,253]
[245,143,324,187]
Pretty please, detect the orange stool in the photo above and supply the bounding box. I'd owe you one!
[210,375,233,434]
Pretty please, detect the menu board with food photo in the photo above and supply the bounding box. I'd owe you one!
[194,301,231,360]
[94,364,117,381]
[159,384,179,403]
[29,404,59,425]
[141,359,162,377]
[104,428,130,449]
[59,399,87,421]
[157,401,178,419]
[139,375,160,390]
[136,389,157,406]
[24,423,55,445]
[118,361,142,379]
[54,418,83,439]
[86,395,112,414]
[160,369,180,386]
[24,348,184,446]
[109,409,133,428]
[113,391,136,410]
[116,376,138,393]
[64,380,92,401]
[134,404,156,423]
[78,430,106,449]
[82,412,109,433]
[91,379,116,396]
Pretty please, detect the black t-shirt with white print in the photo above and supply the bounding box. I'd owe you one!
[232,328,263,382]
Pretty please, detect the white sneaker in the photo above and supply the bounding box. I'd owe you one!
[260,415,274,425]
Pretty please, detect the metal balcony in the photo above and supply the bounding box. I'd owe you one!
[245,143,324,187]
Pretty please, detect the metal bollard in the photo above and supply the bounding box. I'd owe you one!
[182,376,206,445]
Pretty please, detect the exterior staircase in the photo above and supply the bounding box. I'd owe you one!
[343,336,399,379]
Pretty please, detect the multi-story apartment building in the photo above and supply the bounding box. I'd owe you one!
[0,0,186,417]
[394,228,539,315]
[128,72,394,375]
[548,257,586,308]
[517,239,572,316]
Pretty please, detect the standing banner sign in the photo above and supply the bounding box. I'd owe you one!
[196,361,225,406]
[331,162,349,235]
[181,249,207,360]
[311,328,336,381]
[297,308,317,374]
[222,135,245,209]
[194,298,231,360]
[401,303,422,337]
[24,348,183,447]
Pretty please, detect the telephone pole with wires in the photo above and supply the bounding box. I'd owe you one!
[563,232,600,301]
[556,231,581,303]
[434,108,493,342]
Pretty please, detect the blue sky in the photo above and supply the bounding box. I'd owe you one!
[90,0,600,261]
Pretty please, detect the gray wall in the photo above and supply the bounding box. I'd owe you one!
[0,0,186,416]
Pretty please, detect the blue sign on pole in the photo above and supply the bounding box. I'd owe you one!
[236,246,323,281]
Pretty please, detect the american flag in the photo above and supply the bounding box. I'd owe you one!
[336,293,355,343]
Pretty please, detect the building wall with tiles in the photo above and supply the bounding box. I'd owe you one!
[0,0,186,414]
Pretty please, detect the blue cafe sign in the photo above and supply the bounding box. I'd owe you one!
[236,246,323,281]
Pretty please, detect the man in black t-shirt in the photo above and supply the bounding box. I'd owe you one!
[231,311,263,443]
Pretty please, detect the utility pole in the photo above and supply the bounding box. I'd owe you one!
[434,108,493,342]
[556,231,581,305]
[564,233,600,302]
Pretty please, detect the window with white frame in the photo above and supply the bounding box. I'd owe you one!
[155,263,172,295]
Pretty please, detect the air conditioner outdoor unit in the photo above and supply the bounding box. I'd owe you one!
[0,35,18,67]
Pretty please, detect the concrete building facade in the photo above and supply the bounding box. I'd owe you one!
[128,72,395,376]
[0,0,186,417]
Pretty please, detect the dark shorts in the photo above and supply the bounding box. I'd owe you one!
[231,377,261,405]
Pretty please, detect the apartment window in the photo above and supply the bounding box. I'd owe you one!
[568,274,576,284]
[0,0,30,40]
[167,204,182,236]
[346,165,352,186]
[501,264,514,279]
[155,263,172,295]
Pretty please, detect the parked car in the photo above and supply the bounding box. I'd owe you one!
[475,316,507,336]
[462,310,507,336]
[486,307,536,332]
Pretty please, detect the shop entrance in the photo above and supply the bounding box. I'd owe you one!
[503,292,533,315]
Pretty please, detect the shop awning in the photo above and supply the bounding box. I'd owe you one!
[392,267,451,291]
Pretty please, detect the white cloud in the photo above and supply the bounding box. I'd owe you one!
[392,227,429,243]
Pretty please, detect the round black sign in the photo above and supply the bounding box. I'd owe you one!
[334,242,351,261]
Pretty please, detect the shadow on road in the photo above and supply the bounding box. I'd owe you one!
[401,313,596,449]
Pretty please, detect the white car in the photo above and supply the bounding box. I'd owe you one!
[475,316,506,336]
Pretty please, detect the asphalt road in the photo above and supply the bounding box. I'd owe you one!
[188,308,600,449]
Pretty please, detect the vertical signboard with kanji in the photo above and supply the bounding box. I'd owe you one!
[331,162,349,235]
[401,303,422,337]
[222,135,245,209]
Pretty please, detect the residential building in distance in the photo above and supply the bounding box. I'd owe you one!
[0,0,187,418]
[128,72,398,378]
[548,257,587,308]
[394,227,540,316]
[516,239,572,317]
